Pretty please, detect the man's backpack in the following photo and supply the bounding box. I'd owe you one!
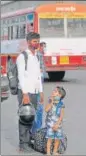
[7,51,28,95]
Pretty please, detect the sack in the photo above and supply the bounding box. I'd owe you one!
[7,51,28,95]
[33,127,67,154]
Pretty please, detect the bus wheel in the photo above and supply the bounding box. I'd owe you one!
[48,71,65,81]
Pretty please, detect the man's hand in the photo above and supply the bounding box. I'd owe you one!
[40,92,44,104]
[52,123,59,131]
[22,94,30,104]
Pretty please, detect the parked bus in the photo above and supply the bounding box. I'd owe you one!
[1,3,86,80]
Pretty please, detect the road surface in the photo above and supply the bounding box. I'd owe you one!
[1,70,86,155]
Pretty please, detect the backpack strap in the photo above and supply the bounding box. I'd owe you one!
[22,51,28,70]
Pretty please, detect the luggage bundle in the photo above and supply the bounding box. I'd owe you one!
[31,127,67,154]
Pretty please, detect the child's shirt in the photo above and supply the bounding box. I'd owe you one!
[45,100,65,128]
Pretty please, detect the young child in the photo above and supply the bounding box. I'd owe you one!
[45,86,66,155]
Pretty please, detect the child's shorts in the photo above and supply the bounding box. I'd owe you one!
[46,127,63,139]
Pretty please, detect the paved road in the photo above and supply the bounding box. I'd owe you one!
[1,70,86,155]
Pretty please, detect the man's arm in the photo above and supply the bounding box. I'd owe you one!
[16,54,27,94]
[39,75,44,103]
[16,54,30,104]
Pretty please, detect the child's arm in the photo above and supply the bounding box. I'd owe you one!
[45,98,53,112]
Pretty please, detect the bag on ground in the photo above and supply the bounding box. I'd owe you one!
[33,127,67,154]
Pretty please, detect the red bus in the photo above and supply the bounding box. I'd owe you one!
[1,3,86,80]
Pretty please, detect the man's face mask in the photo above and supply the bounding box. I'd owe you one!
[30,39,40,50]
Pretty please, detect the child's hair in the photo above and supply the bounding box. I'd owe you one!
[56,86,66,99]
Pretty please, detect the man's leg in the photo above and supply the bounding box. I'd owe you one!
[17,90,38,150]
[17,89,32,151]
[19,121,32,151]
[28,93,38,136]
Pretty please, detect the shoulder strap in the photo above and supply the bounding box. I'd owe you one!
[22,51,28,70]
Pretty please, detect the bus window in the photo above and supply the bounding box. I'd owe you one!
[8,27,10,40]
[26,13,34,33]
[16,25,19,39]
[10,17,20,25]
[81,19,86,28]
[12,25,20,39]
[39,18,64,38]
[13,26,17,39]
[67,18,86,38]
[20,15,26,22]
[11,26,13,39]
[3,27,8,40]
[19,24,26,38]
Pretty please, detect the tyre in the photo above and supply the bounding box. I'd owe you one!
[48,71,65,81]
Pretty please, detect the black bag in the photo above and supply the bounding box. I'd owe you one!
[33,127,67,154]
[7,51,28,95]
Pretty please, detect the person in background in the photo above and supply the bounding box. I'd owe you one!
[40,42,46,55]
[31,42,46,133]
[37,42,46,84]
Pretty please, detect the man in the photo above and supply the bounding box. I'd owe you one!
[40,42,46,55]
[16,32,44,152]
[37,42,46,83]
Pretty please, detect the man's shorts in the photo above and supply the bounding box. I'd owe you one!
[46,127,63,139]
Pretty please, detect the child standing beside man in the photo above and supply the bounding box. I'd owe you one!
[45,86,66,155]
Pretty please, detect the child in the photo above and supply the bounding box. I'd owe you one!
[45,86,66,155]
